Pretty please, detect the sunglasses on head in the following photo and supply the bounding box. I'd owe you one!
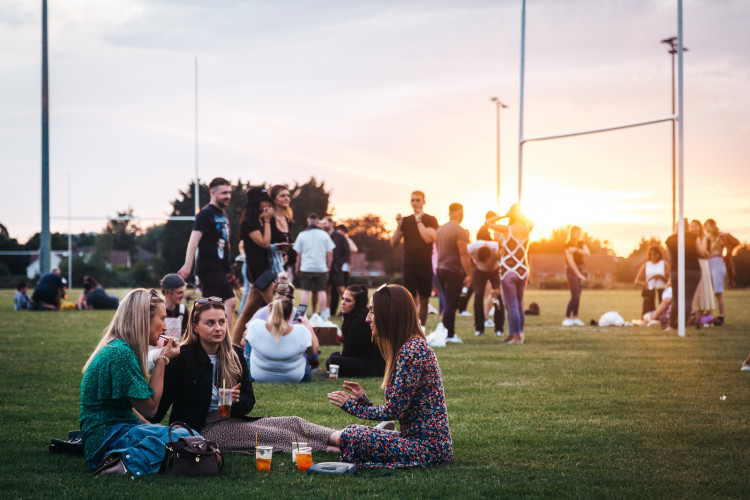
[149,288,160,299]
[195,296,223,305]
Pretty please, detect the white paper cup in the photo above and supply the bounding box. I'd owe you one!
[329,364,339,379]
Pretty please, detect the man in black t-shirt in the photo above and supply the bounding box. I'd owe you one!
[323,217,351,316]
[390,190,439,326]
[178,177,236,330]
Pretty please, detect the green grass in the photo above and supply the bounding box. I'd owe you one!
[1,288,749,498]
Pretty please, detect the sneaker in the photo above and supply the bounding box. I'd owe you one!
[484,318,495,328]
[445,336,463,343]
[572,319,585,326]
[562,319,574,326]
[741,361,750,372]
[495,330,504,337]
[375,420,396,431]
[713,316,725,326]
[458,311,472,317]
[474,330,484,336]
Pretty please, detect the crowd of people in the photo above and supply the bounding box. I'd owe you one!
[15,178,746,477]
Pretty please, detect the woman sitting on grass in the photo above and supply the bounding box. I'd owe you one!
[327,284,453,468]
[326,285,385,378]
[245,294,319,383]
[151,297,340,454]
[79,288,189,477]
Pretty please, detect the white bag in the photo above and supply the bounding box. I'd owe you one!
[427,322,448,347]
[598,311,625,327]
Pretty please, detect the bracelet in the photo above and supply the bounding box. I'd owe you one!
[154,355,170,365]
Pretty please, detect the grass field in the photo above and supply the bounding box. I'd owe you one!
[1,288,749,499]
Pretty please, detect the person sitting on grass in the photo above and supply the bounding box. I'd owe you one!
[150,297,340,454]
[245,294,319,383]
[76,275,119,310]
[31,267,66,310]
[326,285,385,378]
[14,281,32,310]
[327,284,453,468]
[79,289,190,477]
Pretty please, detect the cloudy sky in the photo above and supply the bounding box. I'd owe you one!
[2,0,749,256]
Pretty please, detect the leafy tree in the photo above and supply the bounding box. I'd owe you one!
[733,244,750,288]
[340,214,402,275]
[0,223,27,275]
[289,178,331,237]
[103,208,141,255]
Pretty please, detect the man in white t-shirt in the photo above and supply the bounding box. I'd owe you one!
[293,213,336,320]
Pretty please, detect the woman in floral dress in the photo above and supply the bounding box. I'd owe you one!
[327,284,452,468]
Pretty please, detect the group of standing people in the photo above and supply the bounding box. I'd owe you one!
[632,218,736,330]
[391,191,534,345]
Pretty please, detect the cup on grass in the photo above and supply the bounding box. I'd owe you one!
[218,388,232,418]
[256,446,273,472]
[291,441,308,464]
[295,446,313,471]
[329,364,339,379]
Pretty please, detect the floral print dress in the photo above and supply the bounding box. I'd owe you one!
[339,337,452,468]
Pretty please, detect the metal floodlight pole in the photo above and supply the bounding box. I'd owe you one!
[676,0,686,338]
[67,173,72,287]
[491,97,508,209]
[661,36,688,233]
[518,0,527,205]
[40,0,51,275]
[194,56,200,217]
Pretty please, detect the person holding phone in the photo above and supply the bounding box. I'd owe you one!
[244,294,319,383]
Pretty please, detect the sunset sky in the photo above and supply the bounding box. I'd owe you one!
[2,0,749,257]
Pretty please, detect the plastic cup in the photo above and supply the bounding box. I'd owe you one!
[218,388,232,418]
[295,446,313,471]
[256,446,273,472]
[291,441,308,464]
[329,364,339,379]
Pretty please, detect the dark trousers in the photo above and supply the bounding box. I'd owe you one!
[641,288,665,316]
[472,269,504,333]
[669,269,702,329]
[565,268,582,318]
[437,268,464,337]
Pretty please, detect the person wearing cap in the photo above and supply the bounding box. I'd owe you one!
[177,177,236,331]
[231,186,277,345]
[161,273,189,340]
[31,267,66,311]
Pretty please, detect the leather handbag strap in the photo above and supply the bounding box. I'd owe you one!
[167,421,196,442]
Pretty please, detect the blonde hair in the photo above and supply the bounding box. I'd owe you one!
[371,285,424,389]
[267,295,294,343]
[82,288,164,379]
[183,301,242,386]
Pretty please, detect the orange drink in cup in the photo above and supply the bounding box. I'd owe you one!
[256,446,273,472]
[218,388,232,418]
[295,447,312,471]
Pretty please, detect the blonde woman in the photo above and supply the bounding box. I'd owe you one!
[244,294,319,382]
[327,285,453,468]
[151,297,338,453]
[690,219,715,317]
[79,289,187,477]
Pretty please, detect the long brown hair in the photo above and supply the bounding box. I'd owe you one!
[83,288,163,379]
[183,301,243,386]
[269,184,294,222]
[371,285,424,389]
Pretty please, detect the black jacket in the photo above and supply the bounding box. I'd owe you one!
[150,343,255,432]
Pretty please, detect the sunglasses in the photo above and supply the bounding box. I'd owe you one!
[149,288,160,299]
[191,296,223,321]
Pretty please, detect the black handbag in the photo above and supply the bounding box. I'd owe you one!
[253,269,276,290]
[160,422,222,476]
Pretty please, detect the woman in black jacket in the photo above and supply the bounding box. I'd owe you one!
[326,285,385,378]
[151,297,339,453]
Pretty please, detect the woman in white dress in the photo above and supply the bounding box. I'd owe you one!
[690,219,715,317]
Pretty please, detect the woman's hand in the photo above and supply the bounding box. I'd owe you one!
[342,381,366,399]
[160,337,180,360]
[230,382,241,403]
[327,390,354,408]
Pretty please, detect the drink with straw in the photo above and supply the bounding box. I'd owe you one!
[218,379,231,418]
[295,446,313,471]
[256,446,273,472]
